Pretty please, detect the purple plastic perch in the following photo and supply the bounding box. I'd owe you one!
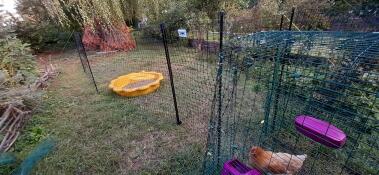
[295,115,347,148]
[221,159,261,175]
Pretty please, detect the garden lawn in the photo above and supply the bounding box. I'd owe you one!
[8,50,206,174]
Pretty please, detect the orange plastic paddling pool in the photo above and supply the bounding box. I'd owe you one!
[109,71,164,97]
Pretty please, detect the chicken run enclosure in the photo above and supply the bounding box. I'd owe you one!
[74,12,378,175]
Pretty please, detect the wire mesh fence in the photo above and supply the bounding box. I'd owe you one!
[73,13,225,174]
[278,6,379,32]
[204,31,379,175]
[229,4,379,33]
[72,8,379,175]
[74,32,99,93]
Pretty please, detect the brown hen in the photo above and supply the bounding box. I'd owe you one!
[249,146,307,175]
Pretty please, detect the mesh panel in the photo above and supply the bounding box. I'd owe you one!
[205,31,379,175]
[73,10,379,175]
[74,16,223,174]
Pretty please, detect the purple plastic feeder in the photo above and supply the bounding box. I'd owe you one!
[295,115,347,148]
[221,159,261,175]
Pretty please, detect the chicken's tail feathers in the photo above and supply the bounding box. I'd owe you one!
[296,154,307,161]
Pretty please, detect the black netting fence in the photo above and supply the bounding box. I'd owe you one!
[72,8,378,175]
[73,13,225,174]
[74,32,99,93]
[204,31,379,175]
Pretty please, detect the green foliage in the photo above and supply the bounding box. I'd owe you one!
[187,0,221,19]
[0,35,36,86]
[41,0,138,29]
[140,0,252,38]
[162,6,189,36]
[140,26,161,39]
[15,22,73,52]
[329,0,379,15]
[15,0,74,52]
[16,0,50,22]
[120,0,139,27]
[141,1,189,41]
[13,124,47,154]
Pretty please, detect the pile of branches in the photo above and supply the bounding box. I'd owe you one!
[0,64,58,152]
[33,64,58,90]
[0,102,30,152]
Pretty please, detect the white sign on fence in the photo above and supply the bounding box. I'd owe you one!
[178,29,187,38]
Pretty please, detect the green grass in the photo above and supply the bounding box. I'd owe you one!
[2,44,215,174]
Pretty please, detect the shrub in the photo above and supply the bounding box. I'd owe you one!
[141,5,189,42]
[15,22,73,52]
[0,35,36,87]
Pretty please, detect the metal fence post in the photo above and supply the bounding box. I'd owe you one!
[74,32,87,73]
[289,8,295,31]
[279,15,284,31]
[271,8,296,131]
[74,32,99,94]
[216,11,225,168]
[160,23,182,125]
